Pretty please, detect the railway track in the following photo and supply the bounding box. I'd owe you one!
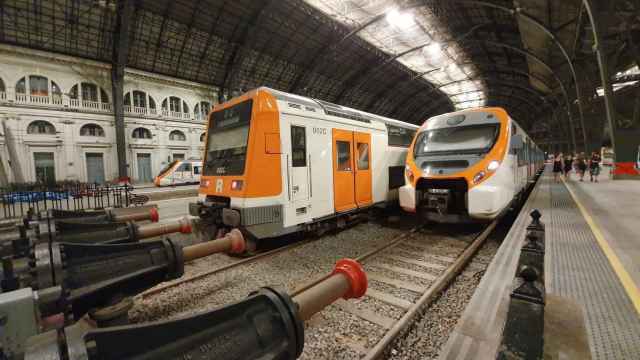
[141,216,497,359]
[299,220,498,359]
[140,237,314,298]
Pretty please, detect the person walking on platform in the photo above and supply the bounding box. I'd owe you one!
[590,151,601,182]
[553,153,563,182]
[576,152,587,181]
[564,153,573,180]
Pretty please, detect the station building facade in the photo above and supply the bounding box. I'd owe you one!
[0,45,217,185]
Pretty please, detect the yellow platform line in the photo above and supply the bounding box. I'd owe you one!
[563,179,640,315]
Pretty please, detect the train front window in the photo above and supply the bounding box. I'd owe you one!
[414,124,499,157]
[158,161,178,177]
[204,100,253,176]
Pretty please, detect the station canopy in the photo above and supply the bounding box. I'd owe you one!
[1,0,638,143]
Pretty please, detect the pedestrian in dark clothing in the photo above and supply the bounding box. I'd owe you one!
[553,153,563,182]
[564,154,573,179]
[590,151,601,182]
[577,152,587,181]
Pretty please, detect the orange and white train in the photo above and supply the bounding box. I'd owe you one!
[154,159,203,186]
[191,87,418,246]
[399,107,544,222]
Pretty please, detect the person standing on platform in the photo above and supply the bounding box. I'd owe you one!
[576,152,587,181]
[590,151,601,182]
[553,153,563,182]
[564,153,573,180]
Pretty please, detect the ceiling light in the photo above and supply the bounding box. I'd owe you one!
[386,9,414,29]
[425,42,443,60]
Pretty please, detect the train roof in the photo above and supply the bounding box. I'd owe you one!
[260,87,419,130]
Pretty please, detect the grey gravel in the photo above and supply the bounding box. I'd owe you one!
[364,264,432,288]
[357,296,405,320]
[386,239,500,360]
[375,256,442,276]
[368,279,419,302]
[130,221,405,323]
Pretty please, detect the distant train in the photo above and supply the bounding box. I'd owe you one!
[191,87,418,248]
[399,107,544,222]
[154,159,203,186]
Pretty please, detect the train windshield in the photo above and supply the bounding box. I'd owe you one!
[203,99,253,176]
[158,160,179,177]
[413,124,500,157]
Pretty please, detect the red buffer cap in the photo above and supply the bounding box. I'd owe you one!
[227,229,246,254]
[332,258,367,299]
[149,207,159,223]
[179,218,193,234]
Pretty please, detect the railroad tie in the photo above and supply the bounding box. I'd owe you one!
[365,288,413,310]
[334,299,396,329]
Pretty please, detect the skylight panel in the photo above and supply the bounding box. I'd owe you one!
[304,0,486,111]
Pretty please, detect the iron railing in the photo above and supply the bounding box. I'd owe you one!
[0,182,136,219]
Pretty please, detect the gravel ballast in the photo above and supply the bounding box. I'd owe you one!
[386,238,500,360]
[130,219,408,323]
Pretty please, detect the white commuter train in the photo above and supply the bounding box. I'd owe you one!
[154,159,203,186]
[191,87,418,245]
[400,107,544,222]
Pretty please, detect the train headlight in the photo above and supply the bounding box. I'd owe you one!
[231,180,243,191]
[405,165,415,184]
[473,171,486,184]
[487,160,500,171]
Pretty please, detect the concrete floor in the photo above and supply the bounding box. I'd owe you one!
[564,167,640,290]
[153,196,197,221]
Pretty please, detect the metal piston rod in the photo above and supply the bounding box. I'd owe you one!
[23,259,368,360]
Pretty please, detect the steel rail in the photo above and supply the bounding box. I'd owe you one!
[290,227,421,297]
[362,218,499,359]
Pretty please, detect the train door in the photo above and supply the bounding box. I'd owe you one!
[354,132,372,207]
[290,125,309,202]
[333,129,356,212]
[332,129,373,212]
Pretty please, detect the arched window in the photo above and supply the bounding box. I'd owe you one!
[194,101,211,120]
[27,120,56,135]
[100,88,109,103]
[200,133,206,142]
[124,90,153,108]
[80,124,105,137]
[16,76,62,98]
[29,75,48,96]
[132,90,146,108]
[132,127,152,139]
[161,96,190,117]
[81,83,98,102]
[16,77,26,94]
[51,81,62,97]
[69,84,79,99]
[169,130,186,141]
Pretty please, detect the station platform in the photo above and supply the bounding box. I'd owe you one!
[439,168,640,360]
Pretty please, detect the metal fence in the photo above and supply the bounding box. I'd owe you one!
[0,182,135,219]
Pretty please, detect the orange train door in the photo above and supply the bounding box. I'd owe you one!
[332,129,373,212]
[353,132,372,207]
[333,129,357,212]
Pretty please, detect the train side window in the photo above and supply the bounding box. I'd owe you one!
[357,143,369,170]
[193,166,201,175]
[336,141,352,171]
[177,163,192,172]
[291,126,306,167]
[387,125,415,147]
